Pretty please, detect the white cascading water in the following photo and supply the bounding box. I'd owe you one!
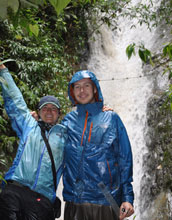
[57,0,171,219]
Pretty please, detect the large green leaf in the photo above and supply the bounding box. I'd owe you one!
[49,0,71,15]
[126,43,135,60]
[29,24,39,37]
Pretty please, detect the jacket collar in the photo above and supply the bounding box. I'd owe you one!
[76,102,103,116]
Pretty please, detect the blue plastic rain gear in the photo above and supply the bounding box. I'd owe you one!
[62,70,134,207]
[0,68,67,203]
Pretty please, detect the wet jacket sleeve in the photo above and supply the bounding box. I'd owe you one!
[116,116,134,205]
[0,68,34,139]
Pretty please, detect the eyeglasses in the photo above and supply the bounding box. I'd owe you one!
[41,106,58,113]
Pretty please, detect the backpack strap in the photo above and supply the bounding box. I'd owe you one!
[41,129,57,191]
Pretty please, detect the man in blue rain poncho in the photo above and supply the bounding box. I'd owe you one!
[62,70,134,220]
[0,63,67,220]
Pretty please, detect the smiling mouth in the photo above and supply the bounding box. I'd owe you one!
[79,95,87,99]
[46,116,53,119]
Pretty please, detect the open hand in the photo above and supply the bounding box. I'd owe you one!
[30,111,39,121]
[102,105,113,112]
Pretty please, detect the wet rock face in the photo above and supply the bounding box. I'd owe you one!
[140,93,172,219]
[147,95,172,193]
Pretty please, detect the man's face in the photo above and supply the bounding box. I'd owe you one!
[73,78,97,104]
[39,103,59,124]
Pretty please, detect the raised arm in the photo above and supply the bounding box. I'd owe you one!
[0,62,35,138]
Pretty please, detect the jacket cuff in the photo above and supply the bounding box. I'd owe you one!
[0,67,8,75]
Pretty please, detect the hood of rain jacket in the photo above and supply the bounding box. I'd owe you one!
[62,70,134,207]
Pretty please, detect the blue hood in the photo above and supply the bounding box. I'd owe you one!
[68,70,104,105]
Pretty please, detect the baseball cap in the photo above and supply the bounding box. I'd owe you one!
[38,95,60,110]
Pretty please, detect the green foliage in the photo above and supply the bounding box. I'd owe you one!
[126,43,153,65]
[0,0,72,19]
[0,4,75,178]
[124,0,172,30]
[138,46,152,64]
[163,43,172,60]
[0,0,72,37]
[49,0,71,15]
[83,0,132,35]
[126,43,135,60]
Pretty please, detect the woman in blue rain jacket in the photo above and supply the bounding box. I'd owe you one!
[0,65,67,220]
